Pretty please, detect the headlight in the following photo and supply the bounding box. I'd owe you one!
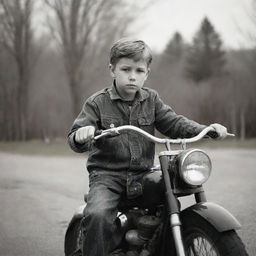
[179,149,211,186]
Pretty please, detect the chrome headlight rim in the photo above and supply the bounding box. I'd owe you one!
[179,149,212,186]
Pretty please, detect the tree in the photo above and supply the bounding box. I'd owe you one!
[148,32,195,117]
[186,17,226,83]
[164,32,184,62]
[44,0,109,116]
[45,0,154,117]
[77,0,139,98]
[45,0,138,117]
[0,0,34,140]
[233,0,256,139]
[0,48,16,140]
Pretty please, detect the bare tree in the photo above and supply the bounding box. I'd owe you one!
[78,0,143,98]
[44,0,113,116]
[45,0,154,117]
[234,0,256,139]
[0,47,17,141]
[0,0,34,140]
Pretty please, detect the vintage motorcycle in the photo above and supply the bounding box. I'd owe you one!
[64,125,248,256]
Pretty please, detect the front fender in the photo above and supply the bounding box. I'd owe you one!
[64,204,86,255]
[181,202,241,232]
[66,204,86,233]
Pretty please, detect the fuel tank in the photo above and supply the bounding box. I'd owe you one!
[118,170,165,210]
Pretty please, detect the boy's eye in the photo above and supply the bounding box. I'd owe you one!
[121,67,130,72]
[137,69,146,73]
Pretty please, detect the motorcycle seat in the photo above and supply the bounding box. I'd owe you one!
[84,170,165,211]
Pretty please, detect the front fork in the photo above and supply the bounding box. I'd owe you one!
[159,154,186,256]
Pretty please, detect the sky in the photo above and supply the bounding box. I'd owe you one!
[129,0,254,52]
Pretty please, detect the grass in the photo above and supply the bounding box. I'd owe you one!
[0,137,255,157]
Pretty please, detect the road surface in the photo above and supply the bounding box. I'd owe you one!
[0,149,255,255]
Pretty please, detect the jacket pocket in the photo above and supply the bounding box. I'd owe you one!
[138,114,155,134]
[101,116,121,129]
[138,114,154,126]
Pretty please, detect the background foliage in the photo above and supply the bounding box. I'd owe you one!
[0,0,255,141]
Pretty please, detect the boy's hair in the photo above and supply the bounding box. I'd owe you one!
[110,38,153,67]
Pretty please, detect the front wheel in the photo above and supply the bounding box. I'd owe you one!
[183,214,248,256]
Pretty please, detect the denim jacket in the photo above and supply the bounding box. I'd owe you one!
[68,84,205,172]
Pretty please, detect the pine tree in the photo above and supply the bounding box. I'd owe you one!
[186,17,226,82]
[164,32,184,63]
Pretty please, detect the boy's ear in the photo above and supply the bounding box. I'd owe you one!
[146,68,150,79]
[109,64,115,78]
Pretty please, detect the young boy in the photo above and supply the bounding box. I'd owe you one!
[68,38,227,256]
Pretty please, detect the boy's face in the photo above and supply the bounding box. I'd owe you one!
[110,58,149,101]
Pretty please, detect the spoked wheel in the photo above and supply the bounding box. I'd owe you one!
[186,231,221,256]
[183,215,248,256]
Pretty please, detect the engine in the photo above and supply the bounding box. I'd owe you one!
[118,209,161,255]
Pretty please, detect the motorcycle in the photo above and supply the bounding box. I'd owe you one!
[64,125,248,256]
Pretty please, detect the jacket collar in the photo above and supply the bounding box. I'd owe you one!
[108,81,149,102]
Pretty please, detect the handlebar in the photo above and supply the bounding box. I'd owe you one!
[94,125,234,145]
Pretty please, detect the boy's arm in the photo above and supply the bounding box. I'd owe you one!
[154,92,206,139]
[68,99,99,153]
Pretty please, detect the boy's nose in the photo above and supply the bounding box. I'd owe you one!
[129,72,136,81]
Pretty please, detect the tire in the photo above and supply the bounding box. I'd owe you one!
[64,219,83,256]
[183,214,248,256]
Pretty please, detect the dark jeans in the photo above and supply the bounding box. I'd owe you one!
[81,169,153,256]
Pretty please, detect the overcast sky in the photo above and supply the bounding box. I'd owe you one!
[129,0,254,52]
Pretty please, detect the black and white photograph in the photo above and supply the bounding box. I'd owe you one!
[0,0,255,255]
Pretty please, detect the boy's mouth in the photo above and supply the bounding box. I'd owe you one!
[126,84,137,88]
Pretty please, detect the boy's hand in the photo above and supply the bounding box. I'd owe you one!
[75,126,95,144]
[209,123,228,139]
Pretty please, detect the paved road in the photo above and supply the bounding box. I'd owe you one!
[0,149,255,256]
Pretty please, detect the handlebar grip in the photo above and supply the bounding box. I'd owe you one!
[207,130,219,139]
[94,130,103,136]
